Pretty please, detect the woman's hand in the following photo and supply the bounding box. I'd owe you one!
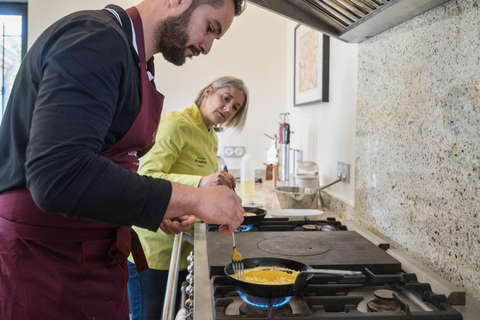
[198,170,236,189]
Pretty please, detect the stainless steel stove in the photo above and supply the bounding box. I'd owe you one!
[190,218,479,320]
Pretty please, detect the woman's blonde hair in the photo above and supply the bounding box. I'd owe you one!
[194,76,249,131]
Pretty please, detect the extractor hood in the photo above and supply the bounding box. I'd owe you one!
[247,0,450,42]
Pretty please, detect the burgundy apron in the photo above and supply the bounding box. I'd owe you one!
[0,6,164,320]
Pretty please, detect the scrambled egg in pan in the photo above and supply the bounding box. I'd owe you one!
[233,266,299,285]
[243,212,256,216]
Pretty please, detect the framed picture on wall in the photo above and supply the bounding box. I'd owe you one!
[294,24,330,105]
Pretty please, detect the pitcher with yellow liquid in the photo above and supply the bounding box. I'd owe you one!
[241,153,255,199]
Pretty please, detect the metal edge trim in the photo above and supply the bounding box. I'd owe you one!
[193,223,214,319]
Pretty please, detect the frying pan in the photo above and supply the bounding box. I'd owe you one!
[242,206,267,225]
[224,257,362,298]
[207,207,266,229]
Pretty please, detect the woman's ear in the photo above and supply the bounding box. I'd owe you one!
[204,85,213,95]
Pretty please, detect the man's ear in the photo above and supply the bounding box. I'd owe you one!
[172,0,190,9]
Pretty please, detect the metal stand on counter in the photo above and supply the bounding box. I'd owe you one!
[278,113,290,183]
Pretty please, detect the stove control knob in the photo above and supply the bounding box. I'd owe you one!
[185,298,194,310]
[187,264,194,274]
[186,274,194,284]
[186,285,194,297]
[302,224,317,231]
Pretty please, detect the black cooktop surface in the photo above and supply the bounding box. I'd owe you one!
[207,231,401,276]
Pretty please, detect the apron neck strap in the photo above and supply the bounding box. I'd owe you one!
[104,4,140,66]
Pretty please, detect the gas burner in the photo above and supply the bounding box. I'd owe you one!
[318,224,336,231]
[236,291,294,317]
[302,223,337,231]
[302,224,317,231]
[367,289,401,312]
[239,301,293,317]
[236,224,253,232]
[238,291,292,308]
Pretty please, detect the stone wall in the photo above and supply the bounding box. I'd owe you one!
[353,0,480,300]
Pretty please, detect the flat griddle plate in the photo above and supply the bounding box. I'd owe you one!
[257,238,330,256]
[207,231,401,276]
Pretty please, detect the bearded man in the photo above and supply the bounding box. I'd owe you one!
[0,0,245,319]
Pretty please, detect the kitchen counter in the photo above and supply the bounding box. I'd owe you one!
[238,178,283,211]
[239,179,343,220]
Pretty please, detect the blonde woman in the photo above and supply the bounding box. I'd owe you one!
[128,76,249,319]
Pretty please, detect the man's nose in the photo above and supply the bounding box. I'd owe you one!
[199,35,215,55]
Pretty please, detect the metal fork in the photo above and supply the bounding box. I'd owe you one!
[221,164,233,189]
[222,164,245,280]
[231,233,245,281]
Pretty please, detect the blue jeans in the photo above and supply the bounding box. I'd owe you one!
[127,261,188,320]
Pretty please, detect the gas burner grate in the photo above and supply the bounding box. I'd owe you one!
[208,217,347,233]
[211,272,463,320]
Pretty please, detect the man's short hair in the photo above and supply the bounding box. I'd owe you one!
[231,0,246,16]
[192,0,246,16]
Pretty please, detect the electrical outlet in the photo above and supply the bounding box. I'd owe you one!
[224,146,245,158]
[337,161,350,183]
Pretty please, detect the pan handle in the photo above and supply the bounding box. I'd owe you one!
[303,269,362,276]
[293,268,363,294]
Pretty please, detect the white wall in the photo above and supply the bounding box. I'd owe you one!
[153,4,287,171]
[29,0,287,173]
[28,0,135,46]
[284,20,358,205]
[28,0,356,204]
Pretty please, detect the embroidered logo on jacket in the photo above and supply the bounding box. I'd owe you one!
[194,156,207,168]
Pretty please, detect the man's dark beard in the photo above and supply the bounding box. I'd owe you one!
[155,8,194,66]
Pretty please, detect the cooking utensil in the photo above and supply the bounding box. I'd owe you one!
[242,206,267,225]
[273,186,319,209]
[274,177,341,209]
[208,206,267,229]
[294,162,319,188]
[224,257,362,298]
[182,232,194,245]
[221,163,235,191]
[294,173,319,188]
[221,163,245,279]
[231,233,245,280]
